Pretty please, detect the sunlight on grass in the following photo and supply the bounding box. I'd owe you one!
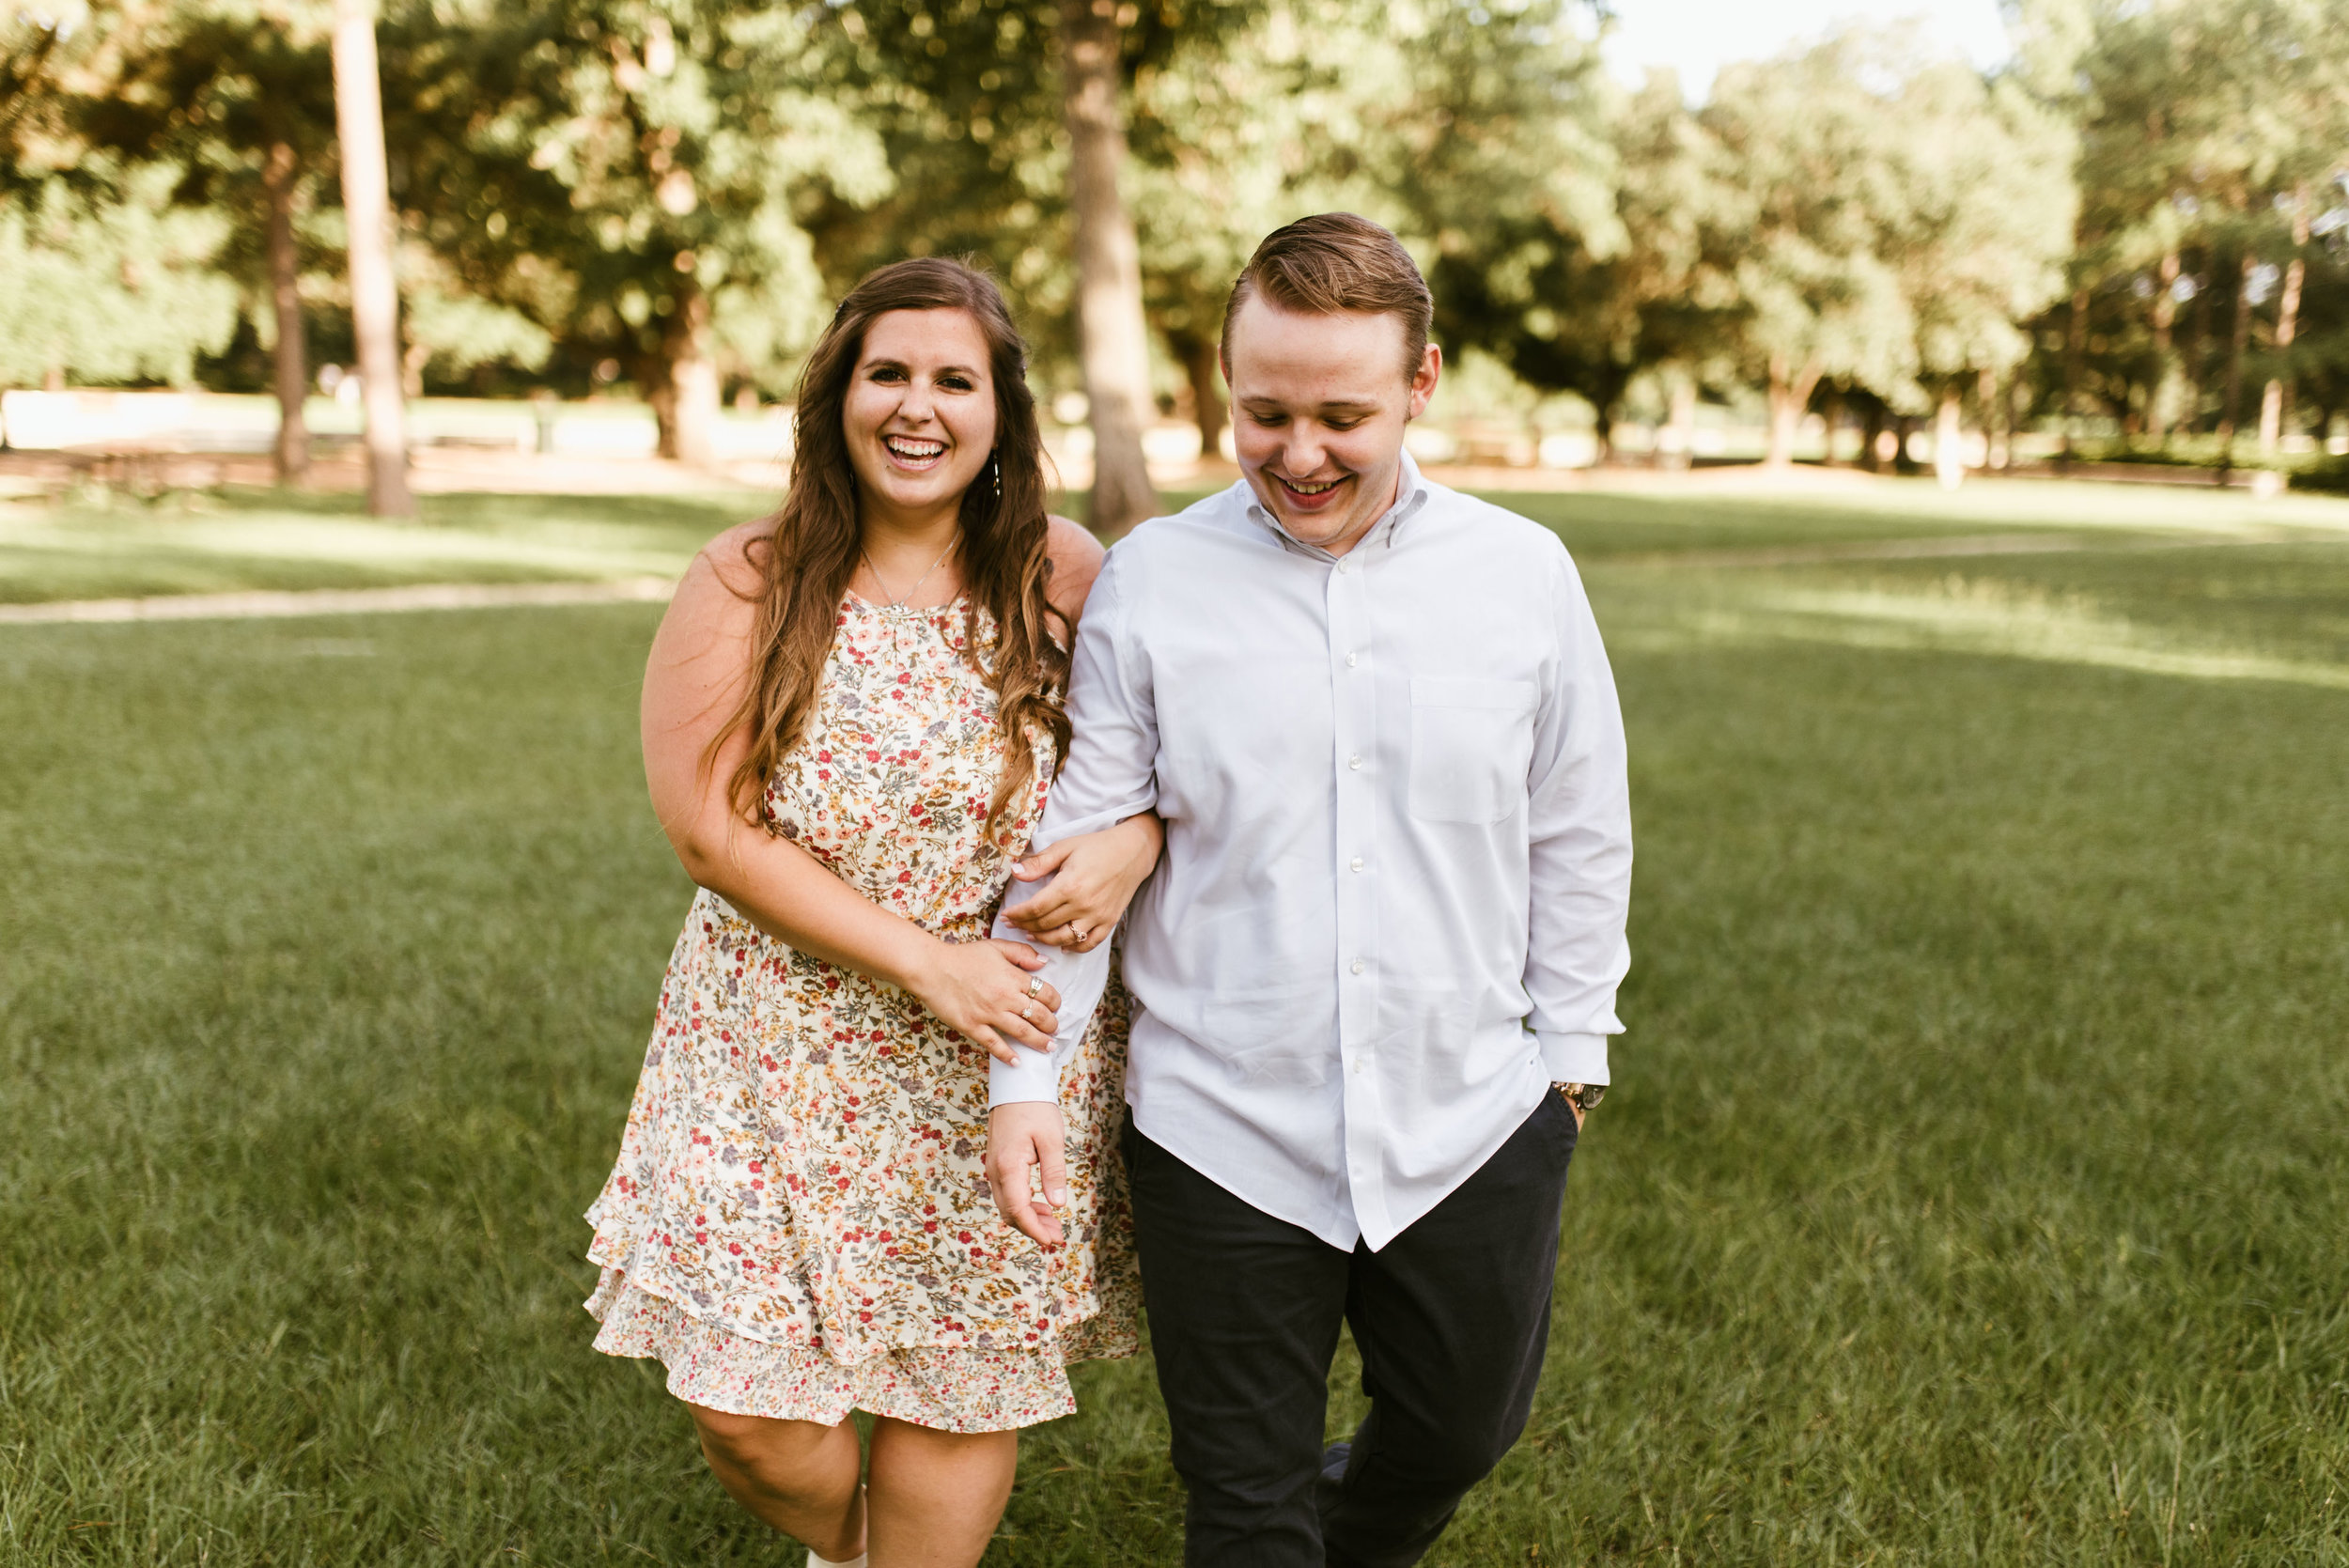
[0,489,748,604]
[1689,577,2349,691]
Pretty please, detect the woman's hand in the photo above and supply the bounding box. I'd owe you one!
[1003,813,1164,951]
[907,939,1062,1064]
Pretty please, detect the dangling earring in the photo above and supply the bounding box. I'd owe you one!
[990,452,1002,501]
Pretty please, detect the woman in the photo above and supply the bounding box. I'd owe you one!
[585,257,1159,1568]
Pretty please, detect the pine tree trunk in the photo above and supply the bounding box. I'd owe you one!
[1934,385,1965,490]
[2217,252,2254,462]
[1763,355,1814,467]
[1980,366,2004,469]
[2061,284,2088,459]
[1858,400,1885,473]
[331,0,412,518]
[648,278,720,465]
[1662,378,1695,470]
[1175,332,1223,460]
[261,139,309,484]
[2259,187,2310,456]
[1059,0,1157,536]
[2148,251,2179,442]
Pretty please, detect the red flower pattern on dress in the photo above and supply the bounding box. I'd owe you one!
[585,595,1138,1431]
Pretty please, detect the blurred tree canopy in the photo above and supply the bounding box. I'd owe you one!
[12,0,2349,473]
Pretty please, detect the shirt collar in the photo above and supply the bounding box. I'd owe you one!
[1242,447,1430,562]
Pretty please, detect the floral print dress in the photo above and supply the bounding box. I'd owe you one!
[585,593,1138,1433]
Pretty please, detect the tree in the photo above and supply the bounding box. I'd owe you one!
[1121,0,1399,458]
[388,0,891,462]
[333,0,412,515]
[70,2,342,481]
[0,163,242,393]
[1423,59,1725,461]
[826,0,1257,529]
[2046,0,2349,455]
[1059,0,1158,532]
[1701,27,2073,468]
[0,10,242,399]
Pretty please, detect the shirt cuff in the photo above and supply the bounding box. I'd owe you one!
[988,1047,1060,1107]
[1537,1030,1610,1085]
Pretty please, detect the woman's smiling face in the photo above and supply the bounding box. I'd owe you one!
[843,307,999,523]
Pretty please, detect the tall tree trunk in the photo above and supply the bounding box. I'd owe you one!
[261,139,309,484]
[1978,366,2003,469]
[1934,385,1966,489]
[1059,0,1157,536]
[1661,377,1695,470]
[1172,331,1223,460]
[2259,186,2310,457]
[1763,354,1816,468]
[2061,284,2088,460]
[649,276,720,464]
[331,0,412,517]
[2148,251,2180,442]
[1858,399,1885,473]
[2217,251,2255,463]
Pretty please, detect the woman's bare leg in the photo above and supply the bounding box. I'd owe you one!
[687,1403,867,1560]
[864,1417,1019,1568]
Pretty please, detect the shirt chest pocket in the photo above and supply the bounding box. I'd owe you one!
[1408,677,1537,824]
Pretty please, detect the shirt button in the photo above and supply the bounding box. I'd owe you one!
[1349,856,1364,872]
[1335,559,1349,575]
[1347,753,1361,770]
[1353,1060,1365,1074]
[1350,958,1365,975]
[1346,652,1359,668]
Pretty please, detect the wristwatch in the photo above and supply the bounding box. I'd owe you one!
[1554,1081,1605,1114]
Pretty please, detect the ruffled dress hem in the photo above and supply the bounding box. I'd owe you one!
[585,1268,1095,1434]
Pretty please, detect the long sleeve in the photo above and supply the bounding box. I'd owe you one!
[1522,547,1633,1084]
[987,544,1162,1107]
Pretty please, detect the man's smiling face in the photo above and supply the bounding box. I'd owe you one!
[1224,293,1440,556]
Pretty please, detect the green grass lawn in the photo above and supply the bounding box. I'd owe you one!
[3,480,2346,1564]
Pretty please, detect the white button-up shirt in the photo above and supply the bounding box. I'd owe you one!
[990,454,1631,1250]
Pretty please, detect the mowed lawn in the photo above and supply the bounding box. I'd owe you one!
[2,479,2345,1565]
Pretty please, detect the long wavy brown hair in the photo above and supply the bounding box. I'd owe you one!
[714,257,1071,851]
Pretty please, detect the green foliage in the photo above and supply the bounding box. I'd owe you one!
[386,0,893,394]
[1701,25,2074,412]
[1424,62,1720,444]
[0,164,242,387]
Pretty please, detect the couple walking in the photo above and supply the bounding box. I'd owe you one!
[583,213,1633,1567]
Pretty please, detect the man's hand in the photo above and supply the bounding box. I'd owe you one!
[987,1102,1069,1246]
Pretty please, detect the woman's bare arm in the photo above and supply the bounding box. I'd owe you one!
[641,526,1062,1061]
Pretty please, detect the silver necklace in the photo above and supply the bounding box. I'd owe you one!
[861,536,958,608]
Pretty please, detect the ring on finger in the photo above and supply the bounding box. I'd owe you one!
[1020,1002,1036,1023]
[1026,974,1045,999]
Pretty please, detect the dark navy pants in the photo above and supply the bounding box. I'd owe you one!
[1120,1092,1578,1568]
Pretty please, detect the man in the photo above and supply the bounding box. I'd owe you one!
[989,213,1632,1567]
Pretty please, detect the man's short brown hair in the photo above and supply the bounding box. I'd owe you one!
[1220,213,1434,381]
